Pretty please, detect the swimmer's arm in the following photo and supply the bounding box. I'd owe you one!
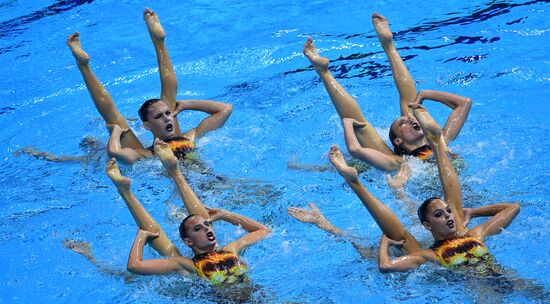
[343,118,401,171]
[212,208,271,255]
[378,235,434,273]
[416,90,472,143]
[467,203,521,241]
[175,99,233,140]
[127,230,195,275]
[14,147,85,163]
[287,203,352,238]
[107,124,150,164]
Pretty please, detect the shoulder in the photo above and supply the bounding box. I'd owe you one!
[182,129,197,142]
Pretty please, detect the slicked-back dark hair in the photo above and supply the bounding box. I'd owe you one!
[179,214,199,241]
[138,98,161,122]
[417,197,441,224]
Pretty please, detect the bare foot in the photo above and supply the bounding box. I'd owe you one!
[372,13,393,47]
[66,32,90,65]
[328,145,359,183]
[303,37,329,73]
[154,138,178,172]
[408,104,442,141]
[63,239,96,264]
[105,158,131,189]
[143,8,166,42]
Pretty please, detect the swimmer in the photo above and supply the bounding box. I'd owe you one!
[87,141,270,284]
[302,13,471,173]
[290,105,519,274]
[63,8,232,164]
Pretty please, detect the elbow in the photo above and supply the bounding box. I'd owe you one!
[378,263,392,273]
[127,262,140,274]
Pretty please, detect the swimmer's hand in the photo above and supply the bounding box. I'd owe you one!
[107,124,130,136]
[342,118,367,129]
[381,234,405,248]
[386,163,411,189]
[138,229,159,241]
[206,207,226,222]
[414,91,425,105]
[287,202,325,225]
[462,208,472,227]
[174,100,190,116]
[407,103,425,112]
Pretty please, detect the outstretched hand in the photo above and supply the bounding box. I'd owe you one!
[287,202,325,225]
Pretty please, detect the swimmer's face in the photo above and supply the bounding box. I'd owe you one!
[422,199,457,237]
[390,116,424,148]
[183,215,217,249]
[143,101,176,140]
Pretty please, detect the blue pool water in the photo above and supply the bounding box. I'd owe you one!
[1,0,549,303]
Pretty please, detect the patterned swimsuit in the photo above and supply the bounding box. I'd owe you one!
[431,236,491,268]
[193,250,249,284]
[149,136,195,160]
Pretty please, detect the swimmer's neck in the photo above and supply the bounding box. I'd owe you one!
[402,138,429,154]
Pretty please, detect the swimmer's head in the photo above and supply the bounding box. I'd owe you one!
[418,197,457,238]
[389,116,424,155]
[139,98,177,140]
[179,214,217,251]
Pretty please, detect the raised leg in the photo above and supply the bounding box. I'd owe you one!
[67,33,144,151]
[329,145,421,254]
[410,104,465,234]
[373,13,417,117]
[106,158,180,257]
[143,8,181,134]
[304,38,393,155]
[154,139,209,219]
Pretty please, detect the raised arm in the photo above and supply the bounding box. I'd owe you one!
[378,235,435,273]
[410,103,465,234]
[467,203,520,241]
[107,124,150,164]
[127,230,195,275]
[176,100,233,140]
[343,118,402,171]
[210,208,270,255]
[416,90,472,143]
[154,139,209,218]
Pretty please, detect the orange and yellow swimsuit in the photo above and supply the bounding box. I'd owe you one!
[149,136,195,160]
[431,236,491,268]
[193,250,249,284]
[409,145,433,161]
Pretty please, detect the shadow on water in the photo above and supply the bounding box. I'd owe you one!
[282,0,544,79]
[0,0,94,54]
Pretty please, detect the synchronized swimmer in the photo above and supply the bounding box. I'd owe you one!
[302,13,471,173]
[53,7,528,297]
[289,104,519,274]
